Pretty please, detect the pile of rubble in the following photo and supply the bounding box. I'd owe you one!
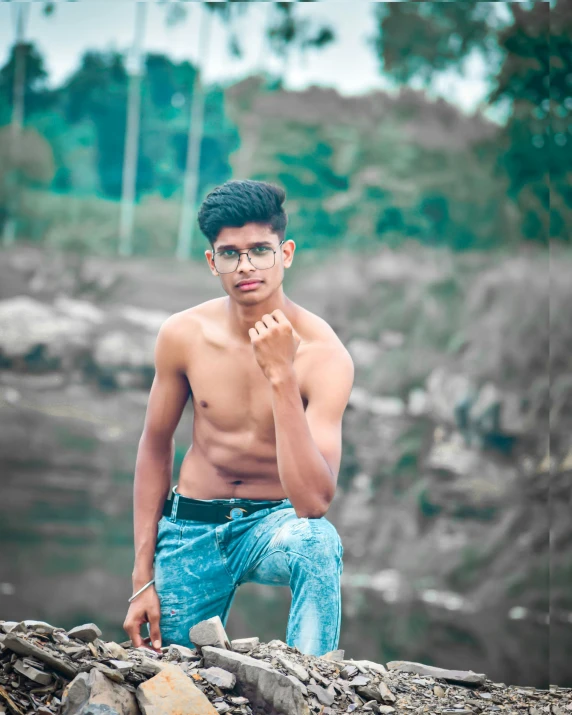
[0,618,569,715]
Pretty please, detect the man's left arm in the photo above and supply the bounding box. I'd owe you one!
[269,346,355,518]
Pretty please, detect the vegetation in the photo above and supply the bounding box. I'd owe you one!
[0,2,566,253]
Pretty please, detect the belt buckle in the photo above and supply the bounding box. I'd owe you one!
[226,507,247,521]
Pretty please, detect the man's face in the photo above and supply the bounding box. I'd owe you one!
[205,223,295,302]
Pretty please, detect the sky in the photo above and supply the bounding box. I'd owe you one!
[0,2,497,118]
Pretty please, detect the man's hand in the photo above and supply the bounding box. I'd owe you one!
[248,310,301,384]
[123,586,162,653]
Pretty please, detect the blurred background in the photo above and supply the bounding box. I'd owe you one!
[0,0,570,690]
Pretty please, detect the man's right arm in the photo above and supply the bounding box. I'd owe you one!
[124,315,192,647]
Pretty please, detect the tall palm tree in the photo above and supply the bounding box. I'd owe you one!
[2,1,30,246]
[118,2,147,257]
[175,5,212,261]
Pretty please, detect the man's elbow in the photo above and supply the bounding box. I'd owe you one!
[295,496,332,520]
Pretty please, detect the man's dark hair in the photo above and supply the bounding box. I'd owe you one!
[198,179,288,246]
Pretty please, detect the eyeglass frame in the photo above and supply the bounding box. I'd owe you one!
[211,239,286,274]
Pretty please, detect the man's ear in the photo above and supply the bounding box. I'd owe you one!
[205,249,219,277]
[283,239,296,269]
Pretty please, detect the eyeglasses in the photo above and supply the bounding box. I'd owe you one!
[212,240,285,274]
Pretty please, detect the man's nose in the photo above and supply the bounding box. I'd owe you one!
[237,253,255,270]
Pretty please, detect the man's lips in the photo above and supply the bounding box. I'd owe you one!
[236,280,262,287]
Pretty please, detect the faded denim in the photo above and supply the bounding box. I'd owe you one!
[152,489,344,656]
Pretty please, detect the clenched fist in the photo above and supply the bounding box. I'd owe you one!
[248,309,301,383]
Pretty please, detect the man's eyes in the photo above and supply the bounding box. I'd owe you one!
[218,247,271,256]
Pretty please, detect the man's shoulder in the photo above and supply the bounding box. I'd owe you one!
[160,298,224,339]
[296,306,353,364]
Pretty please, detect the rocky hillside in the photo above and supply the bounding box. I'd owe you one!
[0,243,569,688]
[1,617,569,715]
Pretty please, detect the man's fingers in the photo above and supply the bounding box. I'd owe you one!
[124,618,144,649]
[149,611,162,652]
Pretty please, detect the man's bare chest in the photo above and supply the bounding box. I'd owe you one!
[185,339,308,435]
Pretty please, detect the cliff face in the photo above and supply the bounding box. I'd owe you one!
[0,244,568,688]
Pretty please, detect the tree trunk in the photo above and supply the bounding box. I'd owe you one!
[3,3,30,246]
[176,6,212,261]
[118,3,147,257]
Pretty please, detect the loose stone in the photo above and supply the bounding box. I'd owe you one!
[189,617,231,652]
[67,624,103,643]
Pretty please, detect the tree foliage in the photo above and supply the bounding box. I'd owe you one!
[374,1,568,244]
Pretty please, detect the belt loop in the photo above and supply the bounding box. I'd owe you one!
[169,486,180,523]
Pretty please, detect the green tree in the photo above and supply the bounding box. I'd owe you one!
[374,1,565,244]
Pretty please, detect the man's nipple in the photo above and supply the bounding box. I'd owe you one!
[200,400,208,408]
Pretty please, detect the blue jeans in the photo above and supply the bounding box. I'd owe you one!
[153,489,344,656]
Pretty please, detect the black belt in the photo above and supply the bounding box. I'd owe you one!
[162,493,287,524]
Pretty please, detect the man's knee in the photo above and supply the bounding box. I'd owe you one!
[271,516,343,562]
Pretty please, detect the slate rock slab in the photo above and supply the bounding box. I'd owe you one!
[386,660,486,685]
[61,669,139,715]
[230,637,259,653]
[198,667,236,690]
[3,632,78,679]
[67,624,103,643]
[189,617,231,652]
[136,664,218,715]
[202,646,310,715]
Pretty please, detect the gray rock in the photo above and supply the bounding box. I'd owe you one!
[202,646,310,715]
[0,621,19,633]
[286,674,308,696]
[91,662,125,684]
[356,686,382,703]
[320,649,345,662]
[189,616,231,651]
[340,664,358,679]
[166,643,199,661]
[54,296,105,325]
[94,331,155,372]
[136,664,218,715]
[266,639,288,650]
[3,632,78,679]
[103,642,130,661]
[198,666,236,690]
[307,683,335,706]
[108,660,135,675]
[231,637,260,653]
[13,620,56,635]
[60,645,90,659]
[61,669,139,715]
[350,675,371,687]
[67,623,102,643]
[0,296,92,365]
[378,681,396,702]
[14,658,53,685]
[386,660,486,685]
[351,660,387,675]
[348,387,405,417]
[276,655,309,683]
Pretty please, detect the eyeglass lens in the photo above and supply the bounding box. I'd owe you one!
[214,246,278,273]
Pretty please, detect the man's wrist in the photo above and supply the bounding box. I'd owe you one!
[132,569,154,589]
[268,367,297,388]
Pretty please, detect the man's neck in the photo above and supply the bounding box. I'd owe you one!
[225,290,296,343]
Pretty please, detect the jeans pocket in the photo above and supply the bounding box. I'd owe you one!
[156,517,182,551]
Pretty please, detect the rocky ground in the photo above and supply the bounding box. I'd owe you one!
[0,618,569,715]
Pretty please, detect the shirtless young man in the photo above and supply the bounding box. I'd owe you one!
[123,179,354,657]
